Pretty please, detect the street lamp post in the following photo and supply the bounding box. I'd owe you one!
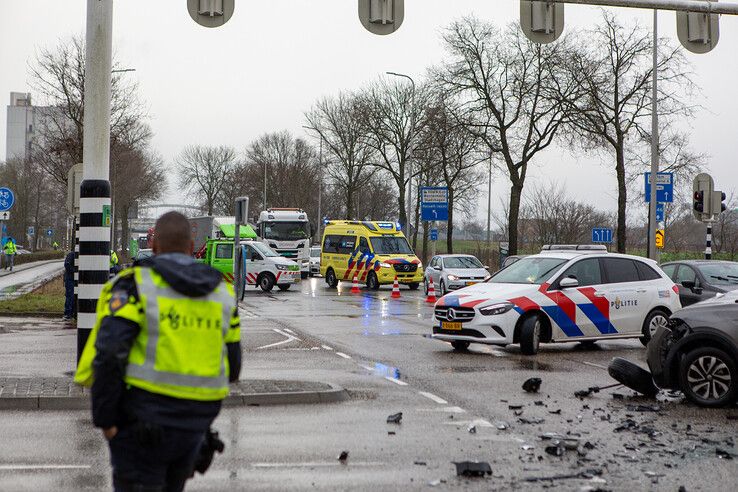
[302,125,324,242]
[385,71,416,235]
[648,10,660,261]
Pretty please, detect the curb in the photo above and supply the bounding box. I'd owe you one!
[0,381,348,411]
[0,259,64,278]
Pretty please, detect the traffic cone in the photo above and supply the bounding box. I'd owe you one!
[391,276,401,299]
[351,275,361,294]
[426,277,437,304]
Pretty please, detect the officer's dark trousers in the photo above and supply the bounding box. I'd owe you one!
[63,276,74,318]
[108,425,205,492]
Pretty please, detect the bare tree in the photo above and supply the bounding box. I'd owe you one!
[305,93,376,218]
[562,11,696,252]
[435,17,577,255]
[417,94,483,254]
[176,145,237,215]
[713,192,738,259]
[358,78,429,231]
[28,35,148,186]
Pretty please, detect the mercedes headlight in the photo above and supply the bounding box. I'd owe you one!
[479,302,514,316]
[276,264,289,271]
[379,262,392,268]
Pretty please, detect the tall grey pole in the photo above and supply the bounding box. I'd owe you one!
[263,162,267,211]
[317,138,323,242]
[648,10,660,261]
[486,158,492,244]
[386,71,416,232]
[77,0,113,360]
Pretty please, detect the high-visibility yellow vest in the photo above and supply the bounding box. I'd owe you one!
[75,267,240,401]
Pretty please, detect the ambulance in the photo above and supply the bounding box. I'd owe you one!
[432,245,681,355]
[320,220,423,290]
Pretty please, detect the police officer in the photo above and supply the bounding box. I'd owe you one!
[63,250,75,321]
[3,238,17,271]
[109,249,120,275]
[75,211,241,492]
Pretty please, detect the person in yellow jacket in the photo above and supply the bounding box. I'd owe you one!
[3,238,17,271]
[109,249,120,275]
[75,211,241,492]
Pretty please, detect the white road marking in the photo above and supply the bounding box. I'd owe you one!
[256,329,301,350]
[282,328,297,335]
[0,465,92,470]
[418,406,466,413]
[250,462,385,468]
[384,376,408,386]
[321,345,333,351]
[443,418,493,428]
[335,352,351,359]
[360,365,374,371]
[418,391,447,404]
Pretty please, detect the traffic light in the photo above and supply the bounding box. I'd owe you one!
[677,8,720,54]
[520,1,565,44]
[711,191,727,215]
[358,0,404,36]
[187,0,234,28]
[693,190,705,214]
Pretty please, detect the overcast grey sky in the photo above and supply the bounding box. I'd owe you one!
[1,0,736,220]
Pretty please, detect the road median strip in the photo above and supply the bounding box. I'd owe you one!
[0,377,347,410]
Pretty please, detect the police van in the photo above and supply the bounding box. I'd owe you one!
[432,245,681,354]
[321,220,424,290]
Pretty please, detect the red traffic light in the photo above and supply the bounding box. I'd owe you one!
[694,191,704,201]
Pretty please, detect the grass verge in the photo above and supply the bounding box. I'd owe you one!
[0,275,65,315]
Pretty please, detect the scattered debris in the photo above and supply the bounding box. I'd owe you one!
[612,393,625,400]
[522,377,542,393]
[545,442,564,456]
[575,383,622,398]
[549,409,562,415]
[468,424,477,434]
[414,461,427,466]
[386,412,403,424]
[521,444,535,451]
[453,461,492,477]
[496,421,509,430]
[518,417,545,425]
[583,441,596,450]
[338,451,349,462]
[428,479,447,487]
[509,404,524,410]
[524,469,603,483]
[534,400,545,406]
[626,404,661,413]
[387,431,396,436]
[716,448,736,460]
[726,415,738,421]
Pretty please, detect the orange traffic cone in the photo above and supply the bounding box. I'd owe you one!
[426,277,437,304]
[351,275,361,294]
[391,276,401,299]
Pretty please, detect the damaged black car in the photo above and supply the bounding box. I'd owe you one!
[647,291,738,407]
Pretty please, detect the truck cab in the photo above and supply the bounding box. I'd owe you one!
[257,208,311,279]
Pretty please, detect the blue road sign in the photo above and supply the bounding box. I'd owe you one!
[0,187,14,212]
[591,227,613,244]
[644,172,674,203]
[420,187,449,221]
[656,202,665,223]
[27,226,35,236]
[429,229,439,241]
[46,228,53,237]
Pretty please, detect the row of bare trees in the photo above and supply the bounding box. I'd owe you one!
[0,35,167,252]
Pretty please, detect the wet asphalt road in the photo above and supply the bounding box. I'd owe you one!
[0,277,736,490]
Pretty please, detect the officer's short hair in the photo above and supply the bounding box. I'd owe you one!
[154,212,191,253]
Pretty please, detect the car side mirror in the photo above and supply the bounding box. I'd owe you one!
[681,280,695,289]
[483,265,489,270]
[559,277,579,289]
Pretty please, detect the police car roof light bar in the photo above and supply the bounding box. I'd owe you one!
[541,244,608,252]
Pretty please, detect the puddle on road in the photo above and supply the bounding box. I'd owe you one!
[516,359,553,371]
[437,366,495,373]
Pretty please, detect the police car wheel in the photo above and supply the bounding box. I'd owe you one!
[258,274,275,292]
[608,357,659,397]
[325,269,338,289]
[640,309,670,346]
[451,341,470,351]
[367,272,380,291]
[679,347,737,407]
[520,315,542,355]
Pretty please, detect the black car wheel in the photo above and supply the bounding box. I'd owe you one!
[679,347,737,407]
[367,271,380,291]
[325,268,338,289]
[439,280,447,296]
[408,282,420,291]
[424,279,429,296]
[519,315,542,355]
[451,341,470,351]
[258,273,275,293]
[640,309,670,346]
[277,284,291,291]
[608,357,659,397]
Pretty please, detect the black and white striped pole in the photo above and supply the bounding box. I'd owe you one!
[77,0,113,360]
[705,220,713,260]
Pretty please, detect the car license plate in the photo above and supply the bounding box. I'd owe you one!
[441,321,462,331]
[466,282,477,286]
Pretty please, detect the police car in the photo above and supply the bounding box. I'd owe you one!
[432,245,681,355]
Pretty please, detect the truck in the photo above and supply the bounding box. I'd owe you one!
[190,216,301,293]
[256,208,312,278]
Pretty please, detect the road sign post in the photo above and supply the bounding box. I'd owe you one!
[234,197,249,303]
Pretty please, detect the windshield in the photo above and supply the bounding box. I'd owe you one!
[250,242,280,257]
[489,257,567,285]
[310,247,321,258]
[698,263,738,286]
[444,256,483,269]
[370,236,413,255]
[263,221,310,241]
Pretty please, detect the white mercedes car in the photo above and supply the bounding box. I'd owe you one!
[431,245,682,355]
